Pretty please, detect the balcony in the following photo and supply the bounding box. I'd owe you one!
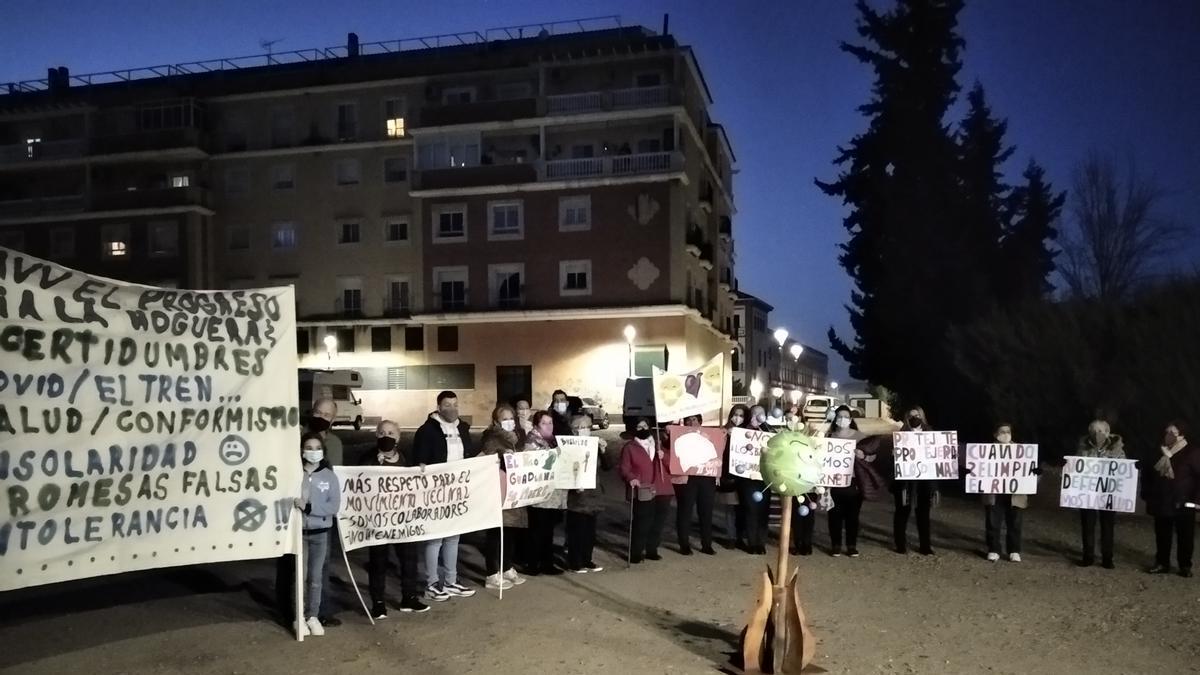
[719,215,732,239]
[0,194,86,218]
[542,151,682,180]
[90,186,210,211]
[0,139,86,166]
[686,225,714,268]
[546,85,674,116]
[90,128,208,156]
[419,98,539,128]
[414,163,537,191]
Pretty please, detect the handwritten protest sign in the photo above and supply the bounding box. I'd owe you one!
[553,436,599,489]
[964,443,1039,494]
[892,431,959,480]
[502,450,556,508]
[1060,456,1138,513]
[729,427,772,480]
[652,354,723,422]
[334,456,501,551]
[0,248,301,592]
[818,437,857,488]
[666,425,728,478]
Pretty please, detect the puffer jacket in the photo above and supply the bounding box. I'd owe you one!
[301,466,341,532]
[1075,434,1125,459]
[481,425,529,527]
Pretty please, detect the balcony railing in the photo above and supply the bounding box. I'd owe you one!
[419,98,539,127]
[0,194,86,218]
[546,85,673,115]
[0,139,86,165]
[542,151,681,180]
[90,186,209,211]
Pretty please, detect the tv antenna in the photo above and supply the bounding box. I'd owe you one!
[260,38,284,57]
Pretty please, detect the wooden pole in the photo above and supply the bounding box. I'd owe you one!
[772,494,794,674]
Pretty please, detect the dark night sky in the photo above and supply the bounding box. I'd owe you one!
[4,0,1198,381]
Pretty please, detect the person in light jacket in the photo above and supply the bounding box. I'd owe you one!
[619,417,674,563]
[478,404,528,589]
[825,405,867,557]
[978,423,1037,563]
[1075,419,1125,569]
[296,432,341,637]
[1142,420,1199,578]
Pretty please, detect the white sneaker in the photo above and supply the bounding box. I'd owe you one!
[425,584,451,602]
[1009,553,1022,563]
[442,582,476,598]
[485,573,514,590]
[986,552,1000,562]
[295,619,310,637]
[503,568,527,585]
[305,616,325,636]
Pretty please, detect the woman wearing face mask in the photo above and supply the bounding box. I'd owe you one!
[515,399,534,438]
[719,405,750,549]
[734,406,774,555]
[1141,421,1198,577]
[619,417,674,563]
[979,423,1032,563]
[824,405,867,557]
[565,413,611,573]
[1074,419,1125,568]
[549,390,573,436]
[524,410,568,575]
[480,405,528,589]
[293,432,341,637]
[892,407,936,555]
[671,415,718,555]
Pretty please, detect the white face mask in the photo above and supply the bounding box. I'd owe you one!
[996,432,1012,444]
[575,428,591,437]
[730,415,744,426]
[554,402,568,414]
[302,449,324,464]
[501,419,516,432]
[836,417,851,429]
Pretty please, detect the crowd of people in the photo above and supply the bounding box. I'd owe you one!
[279,393,1200,637]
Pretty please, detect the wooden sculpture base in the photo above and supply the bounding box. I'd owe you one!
[738,495,816,674]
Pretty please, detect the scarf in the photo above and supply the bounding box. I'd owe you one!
[1155,438,1187,479]
[635,435,656,461]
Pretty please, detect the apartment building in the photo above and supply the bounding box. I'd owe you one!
[733,290,830,407]
[0,18,739,423]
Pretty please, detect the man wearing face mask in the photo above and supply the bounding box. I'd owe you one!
[1074,419,1125,569]
[303,397,345,627]
[362,420,428,618]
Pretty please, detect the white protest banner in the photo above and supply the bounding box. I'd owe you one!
[502,450,556,508]
[729,427,772,480]
[818,437,857,488]
[333,455,501,551]
[1060,456,1138,513]
[652,353,723,422]
[892,431,959,480]
[964,443,1039,494]
[0,248,301,592]
[553,436,599,490]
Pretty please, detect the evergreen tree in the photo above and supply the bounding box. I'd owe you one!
[957,82,1013,305]
[816,0,967,409]
[1002,160,1065,303]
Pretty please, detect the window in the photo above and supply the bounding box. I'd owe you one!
[404,326,424,351]
[383,157,408,183]
[228,225,250,251]
[371,327,392,352]
[732,350,740,372]
[101,224,130,258]
[635,72,663,88]
[0,229,24,252]
[224,167,249,194]
[336,103,358,141]
[558,195,591,232]
[442,86,475,104]
[335,159,361,186]
[337,222,361,245]
[384,98,406,138]
[148,221,179,257]
[383,218,409,244]
[496,82,533,100]
[335,328,355,353]
[429,364,474,389]
[433,266,468,310]
[271,164,295,191]
[438,326,459,352]
[417,132,481,169]
[49,227,75,258]
[170,174,190,188]
[296,328,310,355]
[270,107,295,147]
[271,222,297,250]
[487,200,523,240]
[385,276,411,314]
[432,204,467,243]
[25,138,41,159]
[488,264,524,309]
[559,259,592,297]
[633,345,668,377]
[338,277,363,315]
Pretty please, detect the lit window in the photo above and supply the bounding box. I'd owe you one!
[488,200,523,240]
[384,98,406,138]
[559,259,592,297]
[271,222,297,249]
[433,205,467,243]
[25,138,41,159]
[102,224,130,258]
[170,175,190,188]
[558,195,591,232]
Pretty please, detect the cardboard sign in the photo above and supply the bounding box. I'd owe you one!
[553,436,599,489]
[652,354,723,422]
[0,248,301,592]
[892,431,959,480]
[1060,456,1138,513]
[334,456,502,551]
[666,425,728,478]
[964,443,1039,494]
[501,450,557,509]
[729,427,772,480]
[818,437,857,488]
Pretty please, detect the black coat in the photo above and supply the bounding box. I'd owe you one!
[1142,443,1200,517]
[411,414,476,466]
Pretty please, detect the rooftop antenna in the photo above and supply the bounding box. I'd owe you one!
[260,38,283,62]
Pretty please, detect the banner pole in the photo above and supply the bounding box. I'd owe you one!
[336,519,374,625]
[499,521,505,601]
[294,509,304,642]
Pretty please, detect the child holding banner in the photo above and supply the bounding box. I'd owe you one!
[1141,421,1198,577]
[1074,419,1125,569]
[826,406,867,557]
[297,432,342,636]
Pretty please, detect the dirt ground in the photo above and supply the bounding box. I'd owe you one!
[2,428,1199,674]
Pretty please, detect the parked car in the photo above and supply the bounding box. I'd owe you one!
[802,395,838,423]
[580,397,610,429]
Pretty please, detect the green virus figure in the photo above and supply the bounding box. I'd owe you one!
[761,429,827,516]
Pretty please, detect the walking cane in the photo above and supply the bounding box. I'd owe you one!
[627,492,635,567]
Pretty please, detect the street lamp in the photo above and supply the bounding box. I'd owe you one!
[323,334,337,360]
[623,325,637,377]
[790,343,804,360]
[789,389,802,405]
[772,328,788,401]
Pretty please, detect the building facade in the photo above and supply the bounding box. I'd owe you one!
[0,20,739,424]
[733,290,830,408]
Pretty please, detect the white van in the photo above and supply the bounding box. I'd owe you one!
[802,394,839,423]
[299,369,366,429]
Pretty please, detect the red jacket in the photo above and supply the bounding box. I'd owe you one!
[619,438,673,498]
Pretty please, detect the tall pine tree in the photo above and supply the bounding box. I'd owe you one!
[957,82,1013,308]
[1001,160,1065,304]
[817,0,969,411]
